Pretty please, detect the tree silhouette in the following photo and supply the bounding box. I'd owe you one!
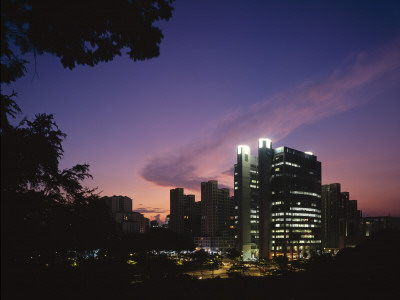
[1,93,115,265]
[271,256,288,273]
[2,2,176,298]
[1,0,175,83]
[226,248,241,261]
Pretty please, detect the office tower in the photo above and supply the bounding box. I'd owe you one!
[229,196,238,242]
[235,139,322,260]
[271,146,321,259]
[169,188,199,236]
[235,140,274,260]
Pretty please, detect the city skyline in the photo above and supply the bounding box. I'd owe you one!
[3,0,400,221]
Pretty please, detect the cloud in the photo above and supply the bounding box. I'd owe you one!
[134,207,169,214]
[140,40,400,191]
[152,214,162,225]
[221,167,234,176]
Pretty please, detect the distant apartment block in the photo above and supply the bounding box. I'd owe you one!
[361,216,400,237]
[102,195,149,234]
[201,180,231,237]
[321,184,362,250]
[169,188,200,236]
[103,195,132,214]
[195,180,235,252]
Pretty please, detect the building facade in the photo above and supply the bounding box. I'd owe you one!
[197,180,235,252]
[361,216,400,237]
[235,139,322,260]
[102,195,149,234]
[321,184,362,250]
[321,183,343,249]
[201,180,231,237]
[103,195,133,214]
[169,188,200,236]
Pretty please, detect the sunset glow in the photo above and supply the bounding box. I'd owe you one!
[4,0,400,222]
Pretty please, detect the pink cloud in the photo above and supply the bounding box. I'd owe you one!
[140,39,400,192]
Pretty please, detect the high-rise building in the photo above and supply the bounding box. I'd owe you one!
[169,188,200,236]
[103,195,132,214]
[235,141,273,260]
[201,180,230,237]
[102,195,149,234]
[196,180,235,252]
[235,139,322,260]
[229,196,238,242]
[271,146,322,259]
[321,183,342,249]
[321,184,362,250]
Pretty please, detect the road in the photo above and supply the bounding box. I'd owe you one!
[185,263,271,279]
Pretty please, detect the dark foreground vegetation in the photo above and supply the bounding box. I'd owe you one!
[4,229,400,300]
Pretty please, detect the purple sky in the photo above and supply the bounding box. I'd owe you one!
[4,0,400,221]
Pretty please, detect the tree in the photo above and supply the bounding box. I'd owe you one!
[1,93,115,263]
[1,0,175,83]
[271,256,288,273]
[1,2,175,296]
[226,248,241,261]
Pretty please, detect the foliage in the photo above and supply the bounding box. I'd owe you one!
[225,248,241,260]
[333,229,400,279]
[1,91,21,129]
[1,93,115,265]
[191,249,210,264]
[1,0,175,83]
[301,252,333,273]
[106,227,195,258]
[2,3,177,297]
[132,253,183,280]
[271,255,289,273]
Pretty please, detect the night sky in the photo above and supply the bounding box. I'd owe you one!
[4,0,400,221]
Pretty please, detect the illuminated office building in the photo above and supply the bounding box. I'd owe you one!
[234,139,322,260]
